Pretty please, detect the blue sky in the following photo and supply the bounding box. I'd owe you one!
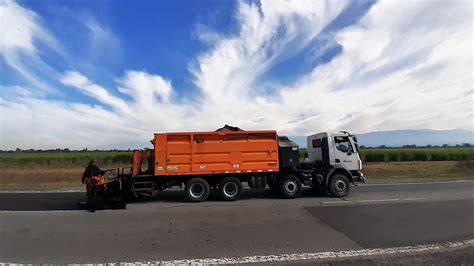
[0,0,472,149]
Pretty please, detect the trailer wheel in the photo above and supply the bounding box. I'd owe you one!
[278,175,302,199]
[185,178,210,202]
[328,174,351,197]
[219,177,242,201]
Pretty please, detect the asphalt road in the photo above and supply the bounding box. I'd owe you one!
[0,180,473,263]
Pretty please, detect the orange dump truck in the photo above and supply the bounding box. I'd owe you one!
[114,129,364,202]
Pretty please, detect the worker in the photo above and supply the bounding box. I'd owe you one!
[82,161,105,212]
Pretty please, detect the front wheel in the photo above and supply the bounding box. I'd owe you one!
[328,174,351,197]
[185,178,210,202]
[278,175,302,199]
[219,176,242,201]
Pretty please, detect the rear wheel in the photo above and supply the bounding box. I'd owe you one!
[328,174,351,197]
[219,176,242,201]
[185,178,210,202]
[278,175,302,199]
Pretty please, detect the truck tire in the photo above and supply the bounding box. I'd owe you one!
[219,176,242,201]
[185,178,210,202]
[328,174,351,197]
[278,175,302,199]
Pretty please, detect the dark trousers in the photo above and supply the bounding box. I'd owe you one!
[85,177,97,211]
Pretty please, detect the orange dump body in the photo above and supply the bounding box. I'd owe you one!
[152,131,279,176]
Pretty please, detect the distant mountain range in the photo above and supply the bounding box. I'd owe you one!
[289,129,474,148]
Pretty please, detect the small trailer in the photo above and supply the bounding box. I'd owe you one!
[111,129,365,202]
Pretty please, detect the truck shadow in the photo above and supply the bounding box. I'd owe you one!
[128,187,323,204]
[0,187,325,211]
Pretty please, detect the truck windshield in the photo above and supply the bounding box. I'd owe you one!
[334,136,353,153]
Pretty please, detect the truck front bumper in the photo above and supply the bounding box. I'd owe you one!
[352,171,366,183]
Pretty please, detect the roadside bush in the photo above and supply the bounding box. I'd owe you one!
[413,152,428,161]
[430,152,448,161]
[399,152,412,161]
[364,152,385,162]
[113,154,133,163]
[387,153,399,162]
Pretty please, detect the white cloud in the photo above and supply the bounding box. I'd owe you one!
[85,18,122,65]
[118,71,172,104]
[0,0,472,149]
[60,71,132,114]
[0,0,60,92]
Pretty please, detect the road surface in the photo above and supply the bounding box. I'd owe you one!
[0,180,473,264]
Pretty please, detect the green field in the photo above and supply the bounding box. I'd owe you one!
[0,148,473,190]
[359,147,474,162]
[1,147,473,166]
[0,151,133,166]
[299,147,474,162]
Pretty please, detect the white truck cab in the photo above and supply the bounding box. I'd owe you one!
[306,131,365,186]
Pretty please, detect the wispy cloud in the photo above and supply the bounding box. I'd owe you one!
[0,0,61,92]
[0,0,472,149]
[84,17,122,66]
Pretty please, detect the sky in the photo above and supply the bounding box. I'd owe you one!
[0,0,472,149]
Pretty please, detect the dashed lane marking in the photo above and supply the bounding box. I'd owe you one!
[321,197,429,204]
[320,200,353,204]
[356,198,399,203]
[360,180,474,186]
[402,197,428,201]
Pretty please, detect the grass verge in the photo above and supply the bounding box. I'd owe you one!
[363,161,474,183]
[0,161,472,190]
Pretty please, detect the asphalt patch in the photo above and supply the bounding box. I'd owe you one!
[306,199,474,248]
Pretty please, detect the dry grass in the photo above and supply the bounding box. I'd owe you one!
[363,161,474,183]
[0,163,129,190]
[0,161,473,190]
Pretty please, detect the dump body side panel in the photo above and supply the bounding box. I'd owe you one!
[153,131,279,176]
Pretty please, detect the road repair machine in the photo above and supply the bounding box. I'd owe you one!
[95,127,365,203]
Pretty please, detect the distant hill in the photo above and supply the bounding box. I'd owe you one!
[289,129,474,148]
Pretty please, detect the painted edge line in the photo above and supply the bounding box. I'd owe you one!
[2,239,472,265]
[145,238,474,265]
[360,179,474,186]
[0,190,84,194]
[2,179,472,194]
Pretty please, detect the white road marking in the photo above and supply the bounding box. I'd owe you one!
[0,189,83,194]
[4,238,466,265]
[147,239,474,265]
[361,179,474,186]
[2,179,472,194]
[402,197,428,201]
[357,198,399,203]
[320,200,353,204]
[321,197,428,205]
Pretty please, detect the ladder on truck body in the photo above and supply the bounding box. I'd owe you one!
[131,176,155,198]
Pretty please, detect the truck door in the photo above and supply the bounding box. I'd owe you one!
[333,136,359,171]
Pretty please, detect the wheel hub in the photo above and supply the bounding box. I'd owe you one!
[223,182,238,197]
[334,180,347,193]
[190,183,205,198]
[284,181,297,194]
